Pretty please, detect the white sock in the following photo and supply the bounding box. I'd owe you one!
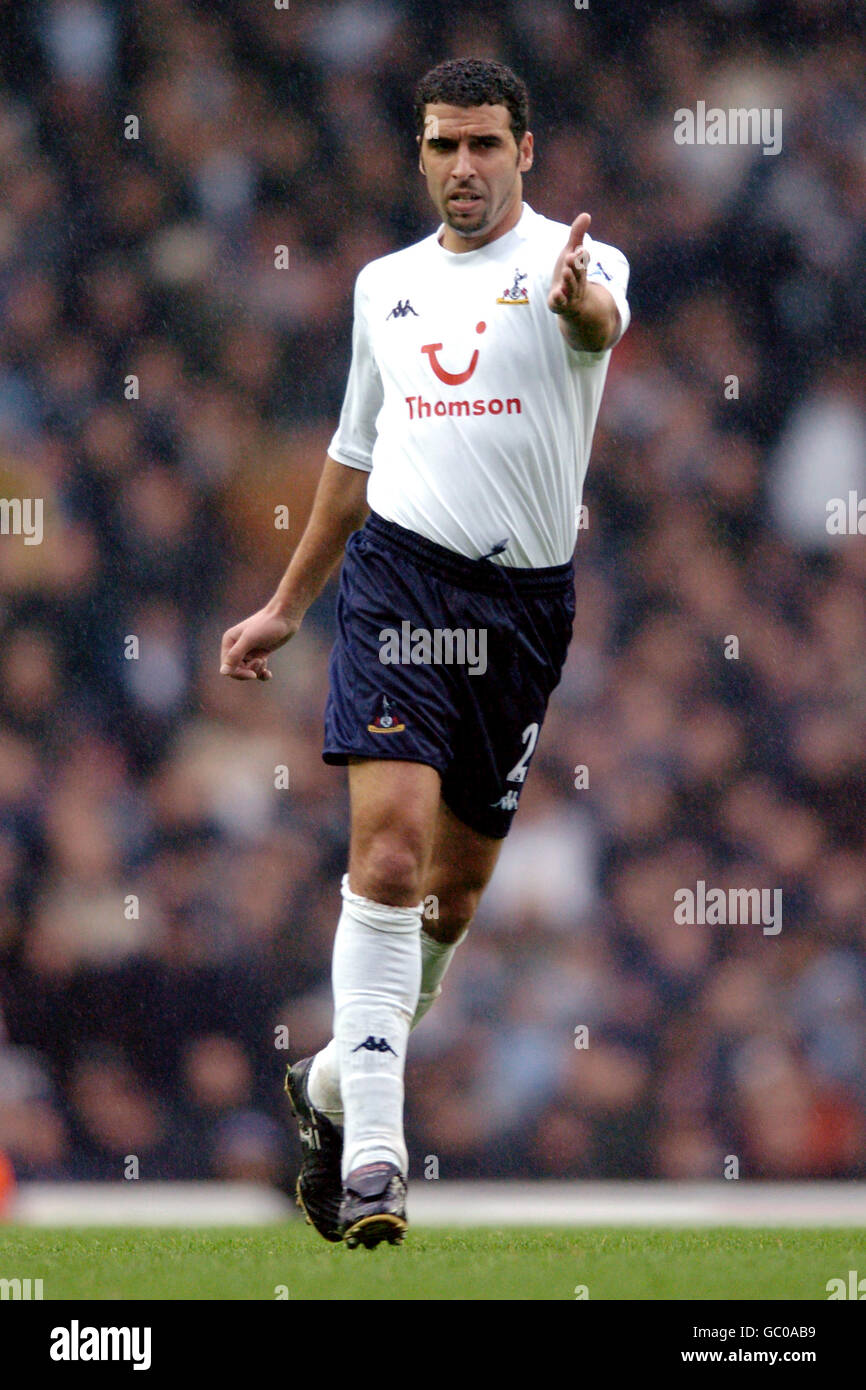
[307,1040,343,1124]
[332,874,421,1177]
[411,926,467,1027]
[308,925,466,1121]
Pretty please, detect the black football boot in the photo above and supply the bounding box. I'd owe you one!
[340,1161,408,1249]
[284,1057,344,1243]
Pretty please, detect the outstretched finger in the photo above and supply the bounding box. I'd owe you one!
[567,211,591,251]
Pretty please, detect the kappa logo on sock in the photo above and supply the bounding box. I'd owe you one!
[352,1036,397,1055]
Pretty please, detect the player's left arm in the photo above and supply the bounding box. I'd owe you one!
[548,212,623,353]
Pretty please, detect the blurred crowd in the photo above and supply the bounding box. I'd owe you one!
[1,0,865,1194]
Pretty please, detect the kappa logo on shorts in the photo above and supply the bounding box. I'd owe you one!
[367,694,406,734]
[496,268,529,304]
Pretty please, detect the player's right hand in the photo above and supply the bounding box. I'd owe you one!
[219,606,297,682]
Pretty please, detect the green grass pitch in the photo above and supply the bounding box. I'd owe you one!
[2,1226,865,1300]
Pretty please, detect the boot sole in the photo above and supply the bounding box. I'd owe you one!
[343,1213,407,1250]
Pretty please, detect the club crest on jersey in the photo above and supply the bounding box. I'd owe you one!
[496,269,529,304]
[367,694,406,734]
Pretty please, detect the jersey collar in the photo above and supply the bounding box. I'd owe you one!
[434,201,535,260]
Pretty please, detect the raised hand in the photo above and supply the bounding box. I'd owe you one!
[548,212,592,316]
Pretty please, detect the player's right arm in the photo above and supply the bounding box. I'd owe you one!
[220,266,381,682]
[219,455,369,682]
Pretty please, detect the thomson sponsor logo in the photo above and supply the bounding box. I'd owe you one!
[0,497,43,544]
[674,880,782,935]
[0,1277,43,1300]
[50,1321,152,1371]
[379,621,487,676]
[673,101,782,156]
[405,394,522,420]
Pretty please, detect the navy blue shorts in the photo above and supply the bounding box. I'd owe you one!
[323,512,575,839]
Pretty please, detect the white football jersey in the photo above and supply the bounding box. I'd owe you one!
[327,202,630,567]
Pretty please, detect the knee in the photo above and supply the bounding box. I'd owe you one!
[423,885,481,943]
[351,831,426,906]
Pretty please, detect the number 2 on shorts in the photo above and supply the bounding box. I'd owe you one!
[506,722,539,785]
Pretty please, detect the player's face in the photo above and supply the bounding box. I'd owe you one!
[418,103,533,249]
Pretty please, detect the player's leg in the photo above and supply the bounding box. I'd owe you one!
[309,798,500,1112]
[332,757,441,1246]
[292,758,440,1245]
[338,756,440,1165]
[300,777,499,1247]
[412,800,503,1026]
[346,756,442,904]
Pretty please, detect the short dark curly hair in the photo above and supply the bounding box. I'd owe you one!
[414,58,529,146]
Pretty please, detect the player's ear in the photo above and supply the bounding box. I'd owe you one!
[518,130,534,174]
[417,137,426,176]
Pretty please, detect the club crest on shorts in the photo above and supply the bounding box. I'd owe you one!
[368,694,406,734]
[496,268,529,304]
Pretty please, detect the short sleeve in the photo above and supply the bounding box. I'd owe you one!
[585,236,631,346]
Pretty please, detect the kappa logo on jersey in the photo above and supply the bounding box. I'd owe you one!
[367,693,406,734]
[421,321,486,385]
[496,268,529,304]
[590,261,612,281]
[491,789,521,812]
[386,298,418,319]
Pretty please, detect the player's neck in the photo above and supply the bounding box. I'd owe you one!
[438,193,525,254]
